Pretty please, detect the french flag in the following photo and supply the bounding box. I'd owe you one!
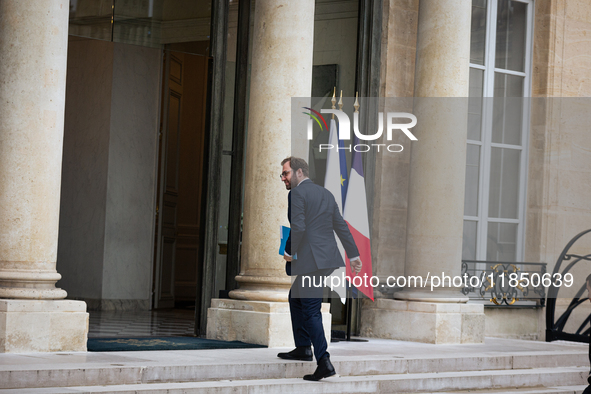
[343,136,374,301]
[324,118,348,303]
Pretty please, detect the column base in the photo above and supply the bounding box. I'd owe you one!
[207,299,331,348]
[0,300,88,353]
[360,299,485,344]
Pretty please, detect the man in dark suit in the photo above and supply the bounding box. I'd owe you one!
[278,156,362,381]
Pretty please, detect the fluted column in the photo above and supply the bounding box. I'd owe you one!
[396,0,472,302]
[0,0,70,300]
[229,0,315,302]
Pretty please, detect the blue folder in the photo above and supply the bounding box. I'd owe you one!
[279,226,290,255]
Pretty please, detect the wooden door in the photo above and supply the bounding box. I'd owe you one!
[173,53,208,305]
[153,51,208,309]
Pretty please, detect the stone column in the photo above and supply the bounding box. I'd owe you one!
[401,0,471,301]
[206,0,331,347]
[0,0,88,352]
[360,0,484,344]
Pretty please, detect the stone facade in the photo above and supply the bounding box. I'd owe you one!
[2,0,591,353]
[362,0,591,342]
[528,0,591,272]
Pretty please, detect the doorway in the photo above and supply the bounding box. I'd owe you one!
[153,49,209,311]
[60,0,230,339]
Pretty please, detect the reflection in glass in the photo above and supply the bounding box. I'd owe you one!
[488,147,520,219]
[468,68,484,141]
[463,220,478,260]
[69,0,212,54]
[470,0,487,65]
[493,74,523,145]
[495,0,527,72]
[309,0,359,184]
[69,0,114,41]
[464,144,480,217]
[487,222,517,261]
[114,0,212,51]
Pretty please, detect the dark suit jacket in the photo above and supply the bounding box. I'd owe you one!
[285,179,359,276]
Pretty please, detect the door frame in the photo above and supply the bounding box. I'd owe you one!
[152,51,173,310]
[195,0,229,335]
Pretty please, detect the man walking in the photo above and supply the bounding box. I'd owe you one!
[278,156,362,381]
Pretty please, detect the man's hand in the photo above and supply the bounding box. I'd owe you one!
[284,253,292,262]
[350,257,362,274]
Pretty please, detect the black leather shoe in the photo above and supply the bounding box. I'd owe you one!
[303,355,336,381]
[277,346,313,361]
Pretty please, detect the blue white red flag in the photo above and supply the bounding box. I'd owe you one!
[324,118,348,303]
[343,135,374,300]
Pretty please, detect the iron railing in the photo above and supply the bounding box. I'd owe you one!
[461,260,547,306]
[546,229,591,343]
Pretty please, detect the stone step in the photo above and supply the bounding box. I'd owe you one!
[1,367,588,394]
[0,352,589,389]
[417,386,588,394]
[1,351,587,390]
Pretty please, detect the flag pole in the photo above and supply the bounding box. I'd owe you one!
[344,91,351,341]
[335,87,350,339]
[341,92,372,342]
[346,284,353,341]
[331,87,336,119]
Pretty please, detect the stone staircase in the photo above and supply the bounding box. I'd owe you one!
[0,338,588,393]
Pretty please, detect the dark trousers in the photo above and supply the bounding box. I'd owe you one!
[288,268,333,364]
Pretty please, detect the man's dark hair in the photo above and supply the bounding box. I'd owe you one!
[282,156,309,177]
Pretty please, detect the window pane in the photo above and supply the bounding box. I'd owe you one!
[492,73,523,145]
[488,147,520,219]
[487,222,517,261]
[470,0,487,65]
[463,220,478,260]
[464,144,480,216]
[468,68,484,141]
[495,0,527,72]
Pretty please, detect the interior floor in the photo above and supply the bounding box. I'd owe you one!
[88,308,196,338]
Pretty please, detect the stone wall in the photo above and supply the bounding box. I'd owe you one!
[101,42,161,306]
[526,0,591,339]
[528,0,591,264]
[371,0,419,295]
[57,38,161,310]
[58,37,113,302]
